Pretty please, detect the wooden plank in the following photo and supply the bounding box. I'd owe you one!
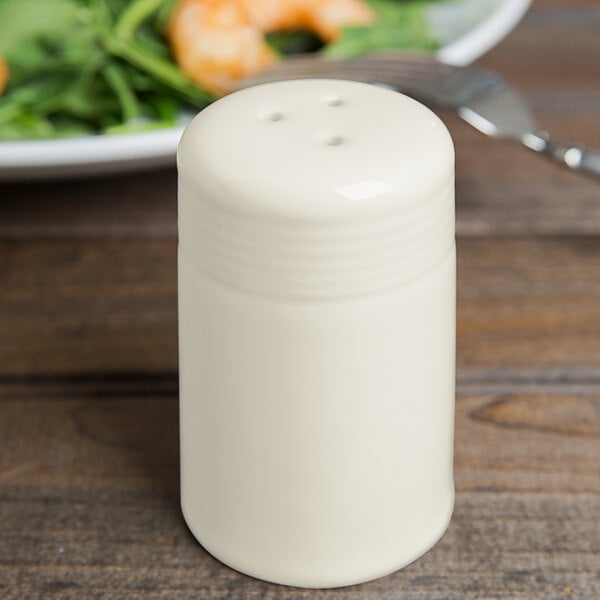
[2,236,600,376]
[0,390,598,599]
[0,391,598,494]
[0,168,178,239]
[0,238,178,376]
[536,0,600,8]
[481,9,600,92]
[457,236,600,368]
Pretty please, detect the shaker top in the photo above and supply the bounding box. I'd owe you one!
[178,79,454,221]
[178,79,454,299]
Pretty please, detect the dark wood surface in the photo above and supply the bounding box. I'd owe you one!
[1,1,600,597]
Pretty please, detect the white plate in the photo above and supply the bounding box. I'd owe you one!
[0,0,531,181]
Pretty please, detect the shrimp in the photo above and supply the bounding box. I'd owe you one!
[299,0,377,43]
[168,0,376,96]
[0,58,8,96]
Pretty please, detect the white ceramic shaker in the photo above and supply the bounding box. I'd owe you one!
[178,79,455,588]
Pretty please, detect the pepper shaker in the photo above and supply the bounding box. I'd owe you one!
[178,79,455,588]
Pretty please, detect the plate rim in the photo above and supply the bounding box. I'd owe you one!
[0,0,532,180]
[436,0,532,66]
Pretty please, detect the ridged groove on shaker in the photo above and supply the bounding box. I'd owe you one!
[178,180,454,300]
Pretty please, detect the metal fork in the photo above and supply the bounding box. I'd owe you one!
[241,53,600,179]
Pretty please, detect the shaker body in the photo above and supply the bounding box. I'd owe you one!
[178,79,456,588]
[179,246,455,588]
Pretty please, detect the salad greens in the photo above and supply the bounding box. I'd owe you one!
[0,0,440,141]
[0,0,213,140]
[326,0,438,57]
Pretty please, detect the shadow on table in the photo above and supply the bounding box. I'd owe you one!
[69,375,180,509]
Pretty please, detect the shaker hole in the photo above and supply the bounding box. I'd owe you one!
[263,111,283,122]
[326,97,344,107]
[325,134,344,146]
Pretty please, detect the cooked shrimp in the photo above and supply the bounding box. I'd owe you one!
[168,0,376,95]
[299,0,376,43]
[0,58,8,95]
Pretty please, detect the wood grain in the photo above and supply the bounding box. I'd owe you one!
[0,388,598,599]
[1,234,599,597]
[0,238,178,376]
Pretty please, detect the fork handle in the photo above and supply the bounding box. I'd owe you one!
[523,132,600,179]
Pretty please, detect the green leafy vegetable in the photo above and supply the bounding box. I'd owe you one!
[0,0,213,140]
[0,0,440,141]
[326,0,439,56]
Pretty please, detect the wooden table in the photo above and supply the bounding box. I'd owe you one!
[1,1,599,598]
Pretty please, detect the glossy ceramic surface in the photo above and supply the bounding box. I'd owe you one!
[178,80,456,587]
